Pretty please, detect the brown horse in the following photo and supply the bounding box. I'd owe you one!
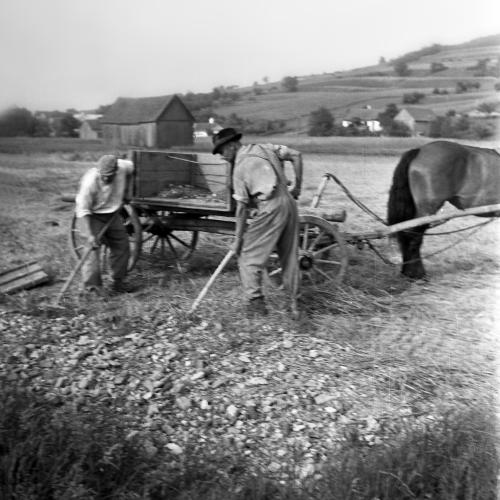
[387,140,500,279]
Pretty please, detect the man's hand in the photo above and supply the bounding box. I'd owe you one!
[231,237,243,257]
[87,235,99,249]
[289,184,301,200]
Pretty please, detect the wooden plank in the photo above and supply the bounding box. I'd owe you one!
[0,264,43,285]
[133,196,233,213]
[0,262,41,285]
[2,272,49,294]
[0,263,49,294]
[0,260,38,278]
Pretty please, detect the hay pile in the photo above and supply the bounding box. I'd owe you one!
[157,184,226,204]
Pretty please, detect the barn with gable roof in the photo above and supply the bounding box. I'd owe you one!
[102,94,194,148]
[394,107,437,136]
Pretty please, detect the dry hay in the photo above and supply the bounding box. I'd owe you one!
[156,184,227,204]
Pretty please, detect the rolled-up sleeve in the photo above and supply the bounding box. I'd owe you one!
[75,171,96,218]
[274,144,299,162]
[232,161,250,204]
[118,158,134,173]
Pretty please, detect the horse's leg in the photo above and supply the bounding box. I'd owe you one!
[407,160,448,279]
[397,226,427,279]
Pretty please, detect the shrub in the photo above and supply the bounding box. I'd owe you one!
[56,112,81,138]
[387,121,412,137]
[470,122,496,139]
[456,81,481,93]
[394,61,411,77]
[433,87,449,95]
[430,61,448,73]
[402,92,425,104]
[281,76,299,92]
[0,107,35,137]
[377,103,400,129]
[478,101,498,113]
[307,107,334,136]
[429,113,495,139]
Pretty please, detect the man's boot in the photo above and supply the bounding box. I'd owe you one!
[110,279,135,294]
[246,297,269,318]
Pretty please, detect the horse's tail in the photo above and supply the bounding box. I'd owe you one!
[387,148,420,225]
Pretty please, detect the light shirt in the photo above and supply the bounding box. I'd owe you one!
[75,159,134,218]
[232,144,293,204]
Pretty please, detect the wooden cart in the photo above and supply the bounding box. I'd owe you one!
[67,150,349,285]
[67,150,500,285]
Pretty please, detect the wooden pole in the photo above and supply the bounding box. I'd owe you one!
[188,249,234,314]
[310,174,330,209]
[354,203,500,241]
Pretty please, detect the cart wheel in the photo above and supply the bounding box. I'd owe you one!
[267,214,348,286]
[298,214,348,285]
[69,204,142,272]
[140,210,198,261]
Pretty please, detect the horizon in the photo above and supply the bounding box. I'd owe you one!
[1,0,499,113]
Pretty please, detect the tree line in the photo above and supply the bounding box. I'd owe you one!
[306,103,498,140]
[0,107,81,137]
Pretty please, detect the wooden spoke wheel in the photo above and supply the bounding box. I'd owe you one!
[69,204,142,272]
[139,210,199,261]
[268,214,348,286]
[298,215,348,285]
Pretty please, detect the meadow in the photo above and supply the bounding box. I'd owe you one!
[0,136,498,499]
[215,76,499,127]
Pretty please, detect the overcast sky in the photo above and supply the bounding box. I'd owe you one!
[0,0,499,112]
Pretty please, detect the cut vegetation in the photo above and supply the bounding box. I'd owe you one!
[0,136,498,498]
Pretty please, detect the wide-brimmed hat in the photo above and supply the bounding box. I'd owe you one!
[97,155,118,176]
[212,128,242,155]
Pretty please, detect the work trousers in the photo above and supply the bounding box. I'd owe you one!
[238,187,299,302]
[81,212,130,288]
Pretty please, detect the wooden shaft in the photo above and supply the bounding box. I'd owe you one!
[355,203,500,241]
[310,175,330,209]
[189,249,235,314]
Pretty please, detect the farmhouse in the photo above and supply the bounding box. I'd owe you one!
[341,108,382,133]
[394,107,437,136]
[78,119,102,140]
[102,94,194,148]
[193,118,223,139]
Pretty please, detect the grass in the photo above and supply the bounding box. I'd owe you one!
[0,138,498,498]
[0,384,496,499]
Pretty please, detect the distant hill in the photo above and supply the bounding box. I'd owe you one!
[211,34,500,134]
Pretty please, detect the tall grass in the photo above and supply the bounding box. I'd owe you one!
[0,383,496,499]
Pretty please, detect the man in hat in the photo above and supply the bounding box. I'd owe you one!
[75,154,135,294]
[212,128,303,318]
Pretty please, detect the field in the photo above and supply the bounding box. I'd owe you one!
[213,35,500,133]
[0,137,499,498]
[216,83,499,124]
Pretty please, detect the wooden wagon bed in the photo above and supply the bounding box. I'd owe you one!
[131,150,234,214]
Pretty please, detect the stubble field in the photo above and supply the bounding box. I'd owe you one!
[0,137,498,498]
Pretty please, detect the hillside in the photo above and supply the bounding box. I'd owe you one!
[210,34,500,134]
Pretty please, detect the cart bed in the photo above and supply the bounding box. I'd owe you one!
[131,150,234,214]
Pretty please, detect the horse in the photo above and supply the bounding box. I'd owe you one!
[387,140,500,279]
